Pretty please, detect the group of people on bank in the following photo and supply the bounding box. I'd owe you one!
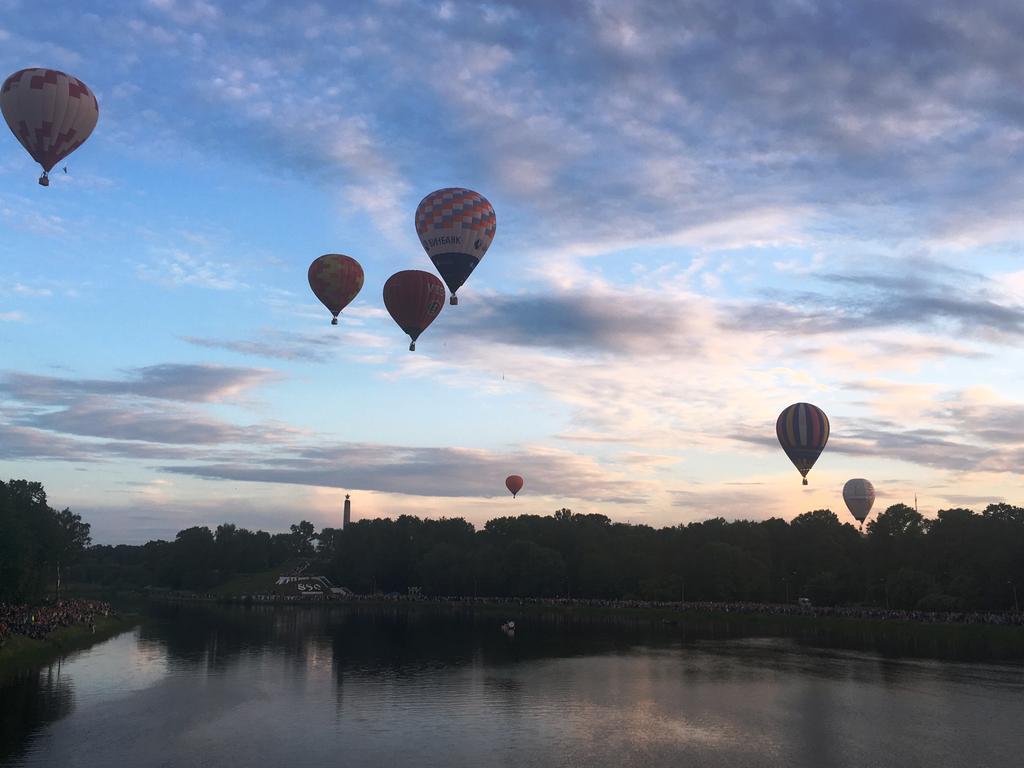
[376,594,1024,627]
[0,599,113,644]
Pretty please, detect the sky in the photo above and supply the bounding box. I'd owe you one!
[3,0,1024,543]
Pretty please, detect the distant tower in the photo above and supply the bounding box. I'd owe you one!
[343,494,351,529]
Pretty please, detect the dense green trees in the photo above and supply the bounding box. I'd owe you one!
[76,522,305,592]
[4,477,1024,611]
[315,504,1021,610]
[0,480,91,602]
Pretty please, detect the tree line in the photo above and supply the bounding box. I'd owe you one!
[4,478,1023,611]
[0,480,92,602]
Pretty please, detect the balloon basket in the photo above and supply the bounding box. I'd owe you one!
[450,295,458,305]
[802,478,808,486]
[331,317,338,325]
[409,341,416,351]
[38,172,49,187]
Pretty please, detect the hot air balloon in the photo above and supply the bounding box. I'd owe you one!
[843,478,875,529]
[383,270,445,351]
[776,403,830,485]
[415,187,496,305]
[505,475,524,498]
[308,254,364,325]
[1,69,99,186]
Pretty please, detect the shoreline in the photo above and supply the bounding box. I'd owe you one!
[0,614,140,675]
[140,596,1024,662]
[149,590,1024,628]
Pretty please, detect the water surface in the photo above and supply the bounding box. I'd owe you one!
[3,605,1023,767]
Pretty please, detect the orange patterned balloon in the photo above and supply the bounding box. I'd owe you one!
[308,254,364,325]
[415,187,496,305]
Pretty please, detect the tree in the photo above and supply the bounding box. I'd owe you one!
[290,520,318,557]
[51,507,91,600]
[867,504,926,539]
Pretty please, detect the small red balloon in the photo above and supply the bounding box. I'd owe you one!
[505,475,524,498]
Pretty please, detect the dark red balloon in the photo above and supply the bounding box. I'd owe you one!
[505,475,524,498]
[383,270,446,351]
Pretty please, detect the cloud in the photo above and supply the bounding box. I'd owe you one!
[14,0,1024,259]
[182,333,339,362]
[671,485,783,520]
[437,290,701,355]
[162,442,641,502]
[16,398,284,446]
[6,1,1024,538]
[181,328,389,361]
[0,195,67,238]
[727,260,1024,341]
[0,364,277,404]
[12,283,53,297]
[135,247,247,291]
[144,0,220,26]
[726,387,1024,476]
[930,492,1004,509]
[0,422,195,461]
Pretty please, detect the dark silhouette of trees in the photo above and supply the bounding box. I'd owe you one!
[0,480,90,602]
[51,506,92,600]
[1,477,1021,613]
[289,520,317,557]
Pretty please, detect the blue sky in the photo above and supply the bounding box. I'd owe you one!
[3,0,1024,542]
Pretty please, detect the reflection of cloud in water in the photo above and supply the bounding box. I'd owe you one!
[60,629,169,703]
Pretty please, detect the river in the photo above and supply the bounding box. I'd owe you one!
[2,604,1023,767]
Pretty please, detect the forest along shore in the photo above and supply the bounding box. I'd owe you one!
[0,599,136,671]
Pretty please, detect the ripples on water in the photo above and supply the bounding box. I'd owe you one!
[2,605,1023,768]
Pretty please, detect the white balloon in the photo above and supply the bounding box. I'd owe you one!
[843,478,876,524]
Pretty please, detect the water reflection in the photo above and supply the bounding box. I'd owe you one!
[2,605,1023,768]
[0,661,73,764]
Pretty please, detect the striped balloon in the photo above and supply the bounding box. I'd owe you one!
[308,254,364,325]
[415,187,496,305]
[843,478,875,527]
[776,403,830,485]
[1,68,99,186]
[383,270,446,351]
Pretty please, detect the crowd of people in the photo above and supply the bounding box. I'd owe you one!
[0,599,113,645]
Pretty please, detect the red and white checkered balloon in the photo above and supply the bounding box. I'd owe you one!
[1,68,99,185]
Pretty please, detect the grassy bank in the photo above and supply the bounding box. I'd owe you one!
[0,614,140,675]
[244,598,1024,662]
[466,601,1024,661]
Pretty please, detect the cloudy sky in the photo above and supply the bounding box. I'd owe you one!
[3,0,1024,542]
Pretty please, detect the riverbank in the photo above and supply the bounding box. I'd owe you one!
[0,614,139,675]
[152,589,1024,626]
[146,593,1024,662]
